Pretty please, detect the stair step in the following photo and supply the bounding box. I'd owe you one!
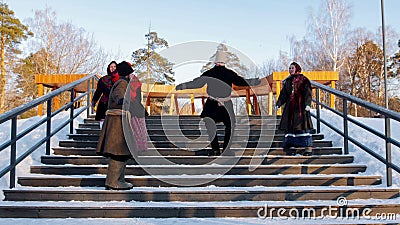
[75,128,289,135]
[30,164,367,175]
[0,200,398,218]
[4,187,399,202]
[58,140,332,148]
[67,133,325,141]
[41,155,355,165]
[17,174,382,187]
[83,115,281,123]
[78,123,280,129]
[78,123,100,129]
[52,147,343,156]
[5,114,399,220]
[83,118,99,124]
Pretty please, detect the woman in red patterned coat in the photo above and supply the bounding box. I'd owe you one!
[276,62,313,156]
[91,61,119,121]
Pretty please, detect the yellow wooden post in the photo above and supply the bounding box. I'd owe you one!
[246,89,251,115]
[330,81,335,109]
[169,93,175,115]
[38,84,44,116]
[53,86,60,111]
[174,95,179,115]
[276,81,282,115]
[190,94,195,115]
[268,92,273,115]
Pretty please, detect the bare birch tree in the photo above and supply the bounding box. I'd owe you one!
[25,7,109,75]
[288,0,351,72]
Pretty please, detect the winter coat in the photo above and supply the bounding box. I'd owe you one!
[276,73,313,133]
[92,74,118,121]
[179,65,261,123]
[96,78,133,158]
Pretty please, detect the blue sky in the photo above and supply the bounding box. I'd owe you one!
[6,0,400,74]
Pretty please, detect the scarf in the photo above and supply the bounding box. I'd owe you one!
[289,74,306,127]
[99,71,120,103]
[130,75,142,100]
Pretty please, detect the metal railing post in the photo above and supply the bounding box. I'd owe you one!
[91,77,95,115]
[70,89,75,134]
[87,79,90,118]
[343,99,349,154]
[385,116,392,186]
[46,99,52,155]
[10,117,17,188]
[316,88,321,133]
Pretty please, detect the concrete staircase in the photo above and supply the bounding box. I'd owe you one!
[1,115,399,219]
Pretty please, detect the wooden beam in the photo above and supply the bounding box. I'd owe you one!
[268,92,273,115]
[38,84,44,116]
[246,89,251,115]
[330,81,336,109]
[190,94,195,115]
[174,95,179,115]
[253,95,260,115]
[276,81,282,116]
[169,94,175,115]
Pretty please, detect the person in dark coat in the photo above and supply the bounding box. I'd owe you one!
[276,62,313,156]
[91,61,119,121]
[176,50,261,156]
[96,61,139,190]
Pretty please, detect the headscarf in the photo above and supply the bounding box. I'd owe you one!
[290,62,302,74]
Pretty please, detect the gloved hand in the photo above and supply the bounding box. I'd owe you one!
[275,105,279,111]
[305,105,311,111]
[176,84,183,90]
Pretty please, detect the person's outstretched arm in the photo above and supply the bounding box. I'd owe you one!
[176,76,207,90]
[231,71,261,87]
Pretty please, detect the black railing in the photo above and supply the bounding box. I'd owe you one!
[311,81,400,187]
[0,74,97,188]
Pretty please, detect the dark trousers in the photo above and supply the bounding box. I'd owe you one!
[204,116,233,155]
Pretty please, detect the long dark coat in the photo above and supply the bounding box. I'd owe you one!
[96,78,133,158]
[180,65,260,123]
[276,74,313,133]
[92,75,118,121]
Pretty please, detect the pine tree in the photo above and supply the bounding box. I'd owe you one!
[131,31,174,84]
[0,3,32,113]
[388,48,400,77]
[348,40,384,115]
[201,43,249,76]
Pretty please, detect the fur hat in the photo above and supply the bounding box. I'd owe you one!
[117,61,134,77]
[214,50,228,64]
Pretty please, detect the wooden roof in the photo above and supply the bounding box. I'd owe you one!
[35,74,100,93]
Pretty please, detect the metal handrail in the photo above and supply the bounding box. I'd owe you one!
[310,81,400,186]
[0,74,97,188]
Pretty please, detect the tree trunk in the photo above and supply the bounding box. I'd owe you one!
[0,34,6,113]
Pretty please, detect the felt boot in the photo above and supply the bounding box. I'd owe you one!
[118,160,133,189]
[105,159,133,190]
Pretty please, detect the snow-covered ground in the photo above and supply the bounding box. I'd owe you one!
[0,109,399,224]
